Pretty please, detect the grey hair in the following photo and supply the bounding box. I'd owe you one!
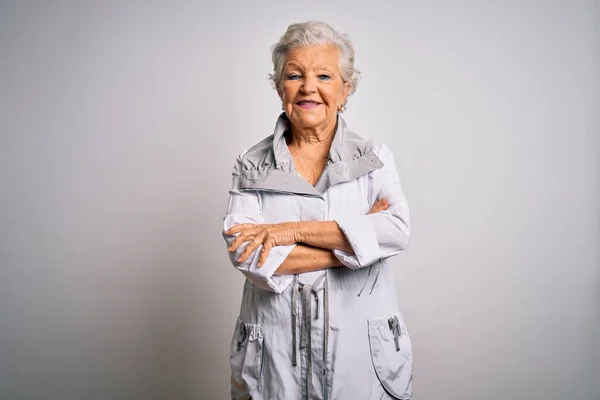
[269,21,360,100]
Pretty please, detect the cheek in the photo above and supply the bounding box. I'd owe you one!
[281,84,298,101]
[322,87,343,104]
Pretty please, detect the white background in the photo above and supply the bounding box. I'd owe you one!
[0,1,598,399]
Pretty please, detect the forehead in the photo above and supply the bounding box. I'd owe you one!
[284,45,340,70]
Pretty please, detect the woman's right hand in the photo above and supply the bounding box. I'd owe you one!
[368,198,389,214]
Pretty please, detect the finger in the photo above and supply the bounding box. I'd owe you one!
[225,223,255,236]
[367,205,376,214]
[370,198,384,211]
[375,200,389,213]
[368,198,388,214]
[237,231,266,264]
[377,198,390,211]
[257,237,275,267]
[228,231,256,252]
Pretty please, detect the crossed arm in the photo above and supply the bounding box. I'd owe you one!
[225,199,389,275]
[223,145,409,293]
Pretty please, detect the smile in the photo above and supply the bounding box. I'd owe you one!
[295,101,321,109]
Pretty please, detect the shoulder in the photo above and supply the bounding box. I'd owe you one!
[372,142,394,162]
[346,127,398,175]
[342,126,394,163]
[231,134,276,173]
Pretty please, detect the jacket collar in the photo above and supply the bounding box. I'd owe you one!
[239,112,383,197]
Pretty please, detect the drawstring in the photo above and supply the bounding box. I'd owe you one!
[322,274,330,400]
[357,267,371,297]
[288,266,380,396]
[290,273,328,400]
[291,275,299,367]
[301,283,312,398]
[357,265,380,297]
[369,267,380,295]
[311,273,327,319]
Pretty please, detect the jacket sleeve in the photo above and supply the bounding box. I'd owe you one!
[332,144,411,269]
[222,151,296,293]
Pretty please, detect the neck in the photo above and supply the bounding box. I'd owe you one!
[288,116,338,149]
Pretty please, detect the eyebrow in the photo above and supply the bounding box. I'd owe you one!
[284,62,303,70]
[284,63,335,72]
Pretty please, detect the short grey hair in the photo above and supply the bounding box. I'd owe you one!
[270,21,360,98]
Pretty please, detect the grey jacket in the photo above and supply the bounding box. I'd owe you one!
[223,113,413,399]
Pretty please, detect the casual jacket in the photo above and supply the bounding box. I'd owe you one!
[222,113,413,400]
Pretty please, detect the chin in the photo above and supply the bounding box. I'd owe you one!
[290,114,327,129]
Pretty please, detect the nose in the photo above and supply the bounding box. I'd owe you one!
[300,74,317,94]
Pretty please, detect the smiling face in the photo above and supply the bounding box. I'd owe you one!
[278,45,351,134]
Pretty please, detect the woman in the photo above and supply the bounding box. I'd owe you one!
[223,21,413,400]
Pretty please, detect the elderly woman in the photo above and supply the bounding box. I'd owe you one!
[223,21,413,400]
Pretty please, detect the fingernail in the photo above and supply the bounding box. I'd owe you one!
[237,257,242,262]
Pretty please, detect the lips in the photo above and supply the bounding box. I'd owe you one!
[296,100,321,109]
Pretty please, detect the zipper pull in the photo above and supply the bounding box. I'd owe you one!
[237,324,247,351]
[388,316,401,352]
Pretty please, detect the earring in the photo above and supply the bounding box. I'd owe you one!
[338,104,345,112]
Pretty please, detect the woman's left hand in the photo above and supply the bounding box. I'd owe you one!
[226,222,299,266]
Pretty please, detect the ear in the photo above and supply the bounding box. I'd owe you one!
[341,81,351,105]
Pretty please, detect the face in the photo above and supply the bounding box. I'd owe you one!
[278,45,351,133]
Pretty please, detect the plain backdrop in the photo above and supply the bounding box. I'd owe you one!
[1,1,598,399]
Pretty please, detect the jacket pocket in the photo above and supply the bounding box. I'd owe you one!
[230,318,264,400]
[367,313,413,399]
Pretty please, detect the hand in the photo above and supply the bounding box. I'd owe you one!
[225,198,389,268]
[368,198,389,214]
[225,222,299,266]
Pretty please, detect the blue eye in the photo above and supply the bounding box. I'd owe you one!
[287,73,301,80]
[318,74,332,81]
